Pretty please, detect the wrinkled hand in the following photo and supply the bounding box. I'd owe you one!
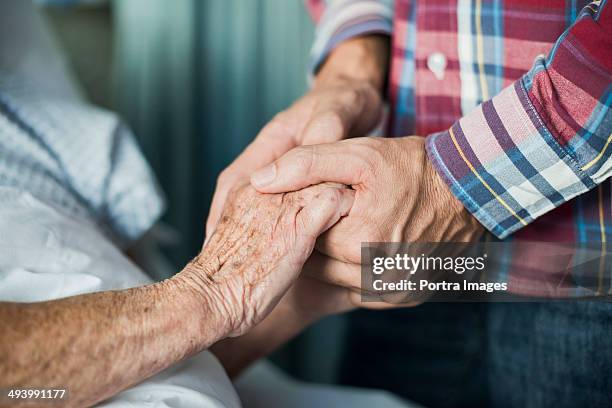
[205,32,390,239]
[205,79,382,239]
[186,183,354,337]
[250,136,484,305]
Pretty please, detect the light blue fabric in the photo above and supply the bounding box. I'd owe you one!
[0,80,164,246]
[0,0,163,246]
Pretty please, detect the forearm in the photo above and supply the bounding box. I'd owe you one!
[315,35,390,93]
[0,269,227,408]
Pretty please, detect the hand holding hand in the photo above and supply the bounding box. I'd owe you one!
[250,136,484,305]
[185,183,354,337]
[205,36,388,237]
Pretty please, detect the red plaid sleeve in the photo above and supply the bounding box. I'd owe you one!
[426,0,612,239]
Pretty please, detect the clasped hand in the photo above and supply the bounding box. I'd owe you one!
[188,183,354,336]
[250,136,483,306]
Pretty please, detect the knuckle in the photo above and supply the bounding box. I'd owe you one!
[314,111,346,137]
[293,146,315,174]
[227,182,254,204]
[319,187,341,207]
[353,138,385,181]
[328,187,342,205]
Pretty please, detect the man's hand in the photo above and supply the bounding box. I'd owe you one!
[206,36,389,237]
[250,136,484,297]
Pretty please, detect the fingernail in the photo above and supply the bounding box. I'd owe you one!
[251,164,276,188]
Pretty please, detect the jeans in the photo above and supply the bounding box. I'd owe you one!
[338,302,612,408]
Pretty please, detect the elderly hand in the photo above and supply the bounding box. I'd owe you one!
[186,183,354,337]
[205,36,388,238]
[249,136,484,303]
[0,182,353,407]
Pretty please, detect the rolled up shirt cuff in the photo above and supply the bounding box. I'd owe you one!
[425,81,596,239]
[309,0,393,80]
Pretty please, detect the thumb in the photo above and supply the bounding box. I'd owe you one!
[250,142,366,193]
[299,107,351,146]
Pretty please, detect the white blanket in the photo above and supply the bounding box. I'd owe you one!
[0,186,241,408]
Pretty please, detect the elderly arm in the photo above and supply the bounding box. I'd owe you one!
[0,275,224,407]
[0,184,353,407]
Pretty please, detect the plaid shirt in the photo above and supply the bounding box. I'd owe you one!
[306,0,611,297]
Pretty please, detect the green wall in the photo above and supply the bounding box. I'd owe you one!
[113,0,314,265]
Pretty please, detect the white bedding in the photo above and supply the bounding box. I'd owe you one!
[0,186,241,407]
[0,2,415,407]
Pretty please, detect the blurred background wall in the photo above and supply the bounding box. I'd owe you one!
[42,0,346,384]
[112,0,315,267]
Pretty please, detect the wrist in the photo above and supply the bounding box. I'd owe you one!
[424,146,484,241]
[315,35,389,94]
[170,261,238,346]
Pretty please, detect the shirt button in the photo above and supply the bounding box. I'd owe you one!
[427,52,447,80]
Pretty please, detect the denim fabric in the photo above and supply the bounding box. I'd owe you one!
[487,302,612,408]
[339,302,612,408]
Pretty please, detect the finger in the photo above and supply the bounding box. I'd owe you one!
[299,101,354,145]
[250,141,367,193]
[286,276,356,316]
[303,252,420,304]
[296,187,355,240]
[288,181,346,208]
[348,291,421,309]
[300,90,381,145]
[300,112,348,146]
[271,188,354,308]
[302,251,362,290]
